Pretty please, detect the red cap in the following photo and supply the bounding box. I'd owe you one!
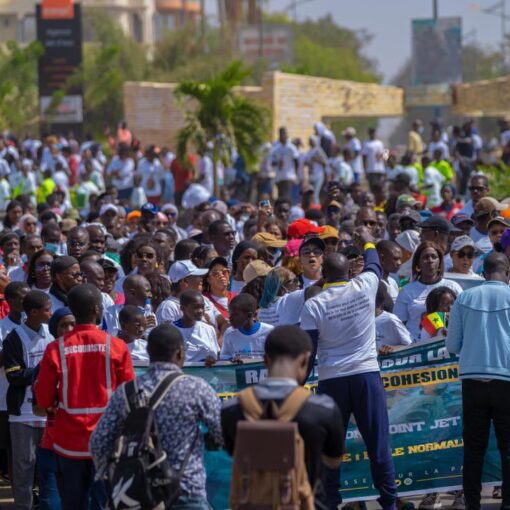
[287,219,325,239]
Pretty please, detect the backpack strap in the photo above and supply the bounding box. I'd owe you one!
[275,386,311,422]
[122,378,138,412]
[238,387,264,422]
[149,372,185,409]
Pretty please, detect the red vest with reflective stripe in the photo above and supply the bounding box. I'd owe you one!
[35,325,134,459]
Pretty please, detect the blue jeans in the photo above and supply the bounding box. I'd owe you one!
[318,372,397,510]
[172,495,210,509]
[38,447,61,510]
[56,456,106,510]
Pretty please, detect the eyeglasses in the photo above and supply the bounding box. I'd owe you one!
[469,186,486,193]
[35,262,51,270]
[361,220,377,227]
[66,271,84,279]
[301,248,323,257]
[136,251,155,260]
[457,250,474,259]
[210,269,230,278]
[222,231,235,237]
[69,240,86,248]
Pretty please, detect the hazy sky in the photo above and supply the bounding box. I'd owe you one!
[204,0,503,82]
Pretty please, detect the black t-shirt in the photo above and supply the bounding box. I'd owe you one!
[221,379,344,505]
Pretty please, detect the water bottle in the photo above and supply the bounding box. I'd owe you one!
[144,298,156,334]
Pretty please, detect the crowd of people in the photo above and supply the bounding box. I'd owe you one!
[0,115,508,510]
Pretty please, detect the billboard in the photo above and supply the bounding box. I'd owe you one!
[412,17,462,86]
[36,0,83,135]
[238,24,293,66]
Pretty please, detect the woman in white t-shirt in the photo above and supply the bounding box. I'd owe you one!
[229,241,258,294]
[258,267,302,326]
[394,241,462,340]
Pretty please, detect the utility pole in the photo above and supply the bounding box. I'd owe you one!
[433,0,438,20]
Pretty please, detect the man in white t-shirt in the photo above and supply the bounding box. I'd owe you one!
[220,294,273,360]
[362,127,385,191]
[343,127,363,184]
[301,227,397,510]
[270,127,299,200]
[106,144,135,201]
[173,290,219,363]
[428,129,450,160]
[136,146,165,203]
[422,156,446,208]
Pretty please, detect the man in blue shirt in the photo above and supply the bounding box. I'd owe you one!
[446,252,510,510]
[301,227,397,510]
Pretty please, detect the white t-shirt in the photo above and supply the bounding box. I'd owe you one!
[428,141,450,160]
[362,139,385,173]
[106,156,135,190]
[346,138,363,175]
[329,157,353,186]
[393,278,463,340]
[137,158,164,198]
[270,142,299,183]
[300,272,380,380]
[382,276,399,303]
[127,339,149,361]
[198,155,214,194]
[173,319,219,362]
[220,322,274,360]
[424,165,446,207]
[155,295,220,327]
[474,233,492,254]
[375,311,412,348]
[9,324,53,424]
[258,290,305,327]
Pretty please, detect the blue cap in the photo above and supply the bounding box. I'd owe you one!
[141,202,158,216]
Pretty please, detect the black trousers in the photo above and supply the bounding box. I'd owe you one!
[462,379,510,510]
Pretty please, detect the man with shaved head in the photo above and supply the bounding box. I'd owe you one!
[447,252,510,509]
[301,226,397,510]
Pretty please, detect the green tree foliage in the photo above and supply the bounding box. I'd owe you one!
[0,41,43,133]
[175,61,269,196]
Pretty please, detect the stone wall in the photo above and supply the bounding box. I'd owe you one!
[452,76,510,117]
[123,72,404,148]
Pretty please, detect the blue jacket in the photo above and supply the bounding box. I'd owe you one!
[446,280,510,381]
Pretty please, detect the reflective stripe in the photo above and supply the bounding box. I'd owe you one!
[58,333,113,415]
[105,335,112,398]
[58,403,107,414]
[53,443,91,458]
[58,336,69,411]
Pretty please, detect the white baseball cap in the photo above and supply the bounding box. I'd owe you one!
[168,260,209,283]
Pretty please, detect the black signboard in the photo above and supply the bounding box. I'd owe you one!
[36,2,83,136]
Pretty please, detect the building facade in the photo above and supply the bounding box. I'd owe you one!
[0,0,201,45]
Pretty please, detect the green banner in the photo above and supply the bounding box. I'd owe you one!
[135,340,502,508]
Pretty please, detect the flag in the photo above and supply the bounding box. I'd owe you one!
[421,312,445,336]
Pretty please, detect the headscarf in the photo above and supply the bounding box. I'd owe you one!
[49,307,73,337]
[19,214,38,234]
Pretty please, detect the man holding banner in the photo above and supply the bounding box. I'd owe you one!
[446,252,510,510]
[301,227,397,510]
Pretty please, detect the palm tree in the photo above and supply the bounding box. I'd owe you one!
[175,60,269,197]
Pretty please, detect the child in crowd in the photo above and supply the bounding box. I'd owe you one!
[220,294,273,361]
[418,286,458,341]
[117,305,149,361]
[130,174,147,209]
[173,290,219,365]
[375,283,412,353]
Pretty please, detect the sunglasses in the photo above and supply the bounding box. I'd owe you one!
[137,251,156,260]
[457,250,474,259]
[301,248,323,257]
[35,262,52,270]
[361,220,377,227]
[210,269,230,278]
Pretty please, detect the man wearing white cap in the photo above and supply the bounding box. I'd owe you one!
[156,260,221,328]
[343,127,363,184]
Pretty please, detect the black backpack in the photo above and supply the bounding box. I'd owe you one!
[106,372,196,510]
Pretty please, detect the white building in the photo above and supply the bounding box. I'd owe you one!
[0,0,202,45]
